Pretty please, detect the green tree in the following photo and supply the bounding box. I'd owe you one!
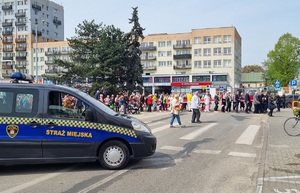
[123,7,145,93]
[264,33,300,86]
[242,65,264,73]
[59,20,127,94]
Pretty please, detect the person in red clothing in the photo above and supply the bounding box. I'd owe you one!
[147,94,153,112]
[249,92,254,112]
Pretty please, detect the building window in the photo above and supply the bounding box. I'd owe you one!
[213,60,222,68]
[203,60,211,68]
[167,41,172,46]
[172,76,189,82]
[158,41,165,47]
[203,48,211,56]
[194,61,201,68]
[194,49,201,56]
[224,35,232,43]
[167,61,172,66]
[167,51,172,56]
[203,36,211,44]
[143,77,152,83]
[192,75,210,82]
[154,77,170,83]
[158,51,166,57]
[213,48,222,56]
[214,35,222,44]
[194,37,201,44]
[223,47,231,55]
[212,75,227,81]
[158,61,166,66]
[223,59,232,67]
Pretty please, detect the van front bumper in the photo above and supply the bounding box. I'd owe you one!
[130,132,156,158]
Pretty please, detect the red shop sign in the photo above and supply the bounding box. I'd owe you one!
[171,82,211,87]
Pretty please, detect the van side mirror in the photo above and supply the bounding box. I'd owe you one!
[85,109,94,122]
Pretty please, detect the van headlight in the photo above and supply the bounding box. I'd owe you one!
[131,121,151,133]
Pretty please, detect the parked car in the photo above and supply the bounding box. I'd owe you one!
[283,94,300,108]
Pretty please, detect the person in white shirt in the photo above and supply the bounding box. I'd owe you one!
[190,91,201,123]
[204,92,210,112]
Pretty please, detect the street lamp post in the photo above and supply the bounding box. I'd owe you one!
[29,19,38,83]
[34,23,38,83]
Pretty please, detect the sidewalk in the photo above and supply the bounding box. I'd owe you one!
[257,107,300,192]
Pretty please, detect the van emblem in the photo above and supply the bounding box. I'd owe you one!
[6,125,19,138]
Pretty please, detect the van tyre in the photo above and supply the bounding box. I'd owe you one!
[99,140,129,170]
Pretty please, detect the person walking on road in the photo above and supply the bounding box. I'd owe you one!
[244,90,250,113]
[170,95,185,128]
[190,91,201,123]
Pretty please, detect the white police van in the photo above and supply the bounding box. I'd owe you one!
[0,73,156,170]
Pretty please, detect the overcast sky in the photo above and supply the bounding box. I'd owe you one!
[56,0,300,67]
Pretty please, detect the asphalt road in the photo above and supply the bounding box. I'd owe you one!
[0,110,269,193]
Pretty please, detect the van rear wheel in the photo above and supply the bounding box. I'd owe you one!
[99,140,129,170]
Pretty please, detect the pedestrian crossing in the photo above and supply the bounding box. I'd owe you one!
[146,121,261,159]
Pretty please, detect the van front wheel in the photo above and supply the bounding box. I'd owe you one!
[99,140,130,170]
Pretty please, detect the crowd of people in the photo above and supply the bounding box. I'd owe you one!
[93,87,287,118]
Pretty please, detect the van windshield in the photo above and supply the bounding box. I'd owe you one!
[76,91,117,116]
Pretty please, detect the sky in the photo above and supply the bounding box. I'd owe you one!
[55,0,300,67]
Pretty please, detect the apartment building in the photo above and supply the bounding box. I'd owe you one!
[141,27,242,95]
[0,0,64,79]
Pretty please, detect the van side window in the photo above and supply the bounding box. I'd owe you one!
[0,89,38,117]
[0,91,13,114]
[48,91,85,120]
[16,94,34,113]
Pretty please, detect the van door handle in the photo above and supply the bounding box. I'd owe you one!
[45,122,56,128]
[29,122,41,128]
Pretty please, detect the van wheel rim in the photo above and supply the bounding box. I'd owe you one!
[104,146,124,166]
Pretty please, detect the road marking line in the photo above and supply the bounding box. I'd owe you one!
[193,149,221,154]
[151,125,170,134]
[180,123,218,140]
[235,125,260,145]
[77,170,128,193]
[160,146,185,151]
[0,165,77,193]
[228,151,256,158]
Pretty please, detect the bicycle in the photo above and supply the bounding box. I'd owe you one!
[284,108,300,136]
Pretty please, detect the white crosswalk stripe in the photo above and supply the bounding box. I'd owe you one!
[235,125,260,145]
[180,123,218,140]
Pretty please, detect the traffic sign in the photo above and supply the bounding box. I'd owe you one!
[290,80,297,87]
[275,79,280,88]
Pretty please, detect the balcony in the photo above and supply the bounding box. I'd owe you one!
[2,39,13,44]
[60,51,71,55]
[173,54,192,60]
[15,21,27,26]
[2,22,13,27]
[45,69,62,74]
[53,19,62,25]
[2,5,12,10]
[173,64,192,70]
[16,56,27,60]
[2,65,13,69]
[141,56,156,61]
[45,60,57,65]
[3,48,13,52]
[2,71,13,78]
[45,51,60,56]
[173,44,192,49]
[16,38,27,43]
[32,4,42,11]
[16,47,27,51]
[140,46,157,51]
[143,66,157,70]
[3,56,14,60]
[15,64,27,68]
[32,30,42,36]
[15,12,26,17]
[2,31,13,35]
